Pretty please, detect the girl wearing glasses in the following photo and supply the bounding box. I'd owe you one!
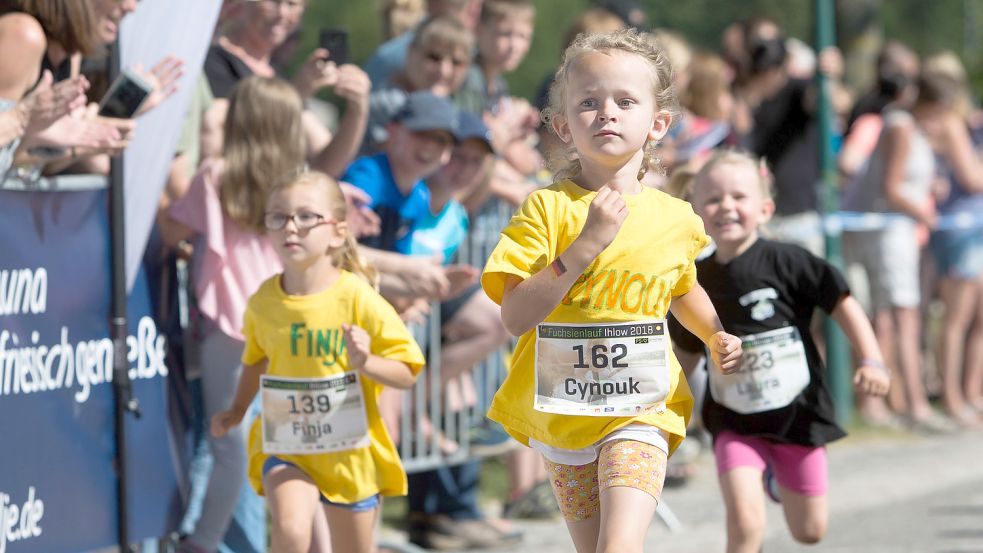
[212,169,424,553]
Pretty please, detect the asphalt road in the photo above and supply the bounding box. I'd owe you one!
[764,476,983,553]
[388,429,983,553]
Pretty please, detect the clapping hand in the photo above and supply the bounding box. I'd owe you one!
[132,55,185,117]
[22,71,89,136]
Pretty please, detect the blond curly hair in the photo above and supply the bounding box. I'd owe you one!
[541,28,679,183]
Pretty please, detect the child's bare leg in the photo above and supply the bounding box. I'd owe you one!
[309,506,331,553]
[543,458,600,553]
[595,487,657,553]
[593,440,666,553]
[323,504,380,553]
[565,516,601,553]
[779,490,827,544]
[719,467,767,553]
[265,464,322,553]
[507,447,547,501]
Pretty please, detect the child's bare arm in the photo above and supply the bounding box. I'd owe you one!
[342,324,417,389]
[669,284,742,374]
[501,186,626,336]
[359,357,417,389]
[211,358,268,437]
[830,294,890,397]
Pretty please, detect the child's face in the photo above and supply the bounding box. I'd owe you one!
[406,44,471,96]
[432,139,492,192]
[388,126,455,181]
[553,51,671,171]
[265,183,346,267]
[690,163,774,250]
[478,16,533,73]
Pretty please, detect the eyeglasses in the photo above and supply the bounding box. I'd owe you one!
[264,211,336,231]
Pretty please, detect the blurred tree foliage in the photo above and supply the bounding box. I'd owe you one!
[299,0,983,103]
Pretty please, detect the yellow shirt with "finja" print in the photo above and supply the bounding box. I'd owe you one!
[241,272,425,504]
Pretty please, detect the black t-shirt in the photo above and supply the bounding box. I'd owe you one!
[204,45,254,99]
[669,239,849,446]
[750,79,819,216]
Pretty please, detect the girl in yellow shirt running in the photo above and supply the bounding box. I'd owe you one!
[481,29,742,553]
[212,170,425,553]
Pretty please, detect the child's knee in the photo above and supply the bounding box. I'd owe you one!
[272,515,313,548]
[789,517,826,544]
[727,507,766,540]
[598,540,642,553]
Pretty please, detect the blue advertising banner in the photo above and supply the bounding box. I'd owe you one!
[0,187,181,552]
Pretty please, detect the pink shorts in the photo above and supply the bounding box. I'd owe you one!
[713,431,828,496]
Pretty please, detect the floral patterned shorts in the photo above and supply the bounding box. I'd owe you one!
[543,439,668,522]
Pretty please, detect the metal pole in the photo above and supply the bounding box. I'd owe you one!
[108,38,140,553]
[815,0,854,423]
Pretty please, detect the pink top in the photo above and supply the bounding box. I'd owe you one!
[169,158,282,342]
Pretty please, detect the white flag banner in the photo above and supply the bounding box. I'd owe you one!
[120,0,222,291]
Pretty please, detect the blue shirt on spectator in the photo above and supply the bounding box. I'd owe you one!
[400,200,469,264]
[342,153,431,253]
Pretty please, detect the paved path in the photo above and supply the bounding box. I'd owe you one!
[383,428,983,552]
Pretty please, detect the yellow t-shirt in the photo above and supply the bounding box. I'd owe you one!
[241,271,425,503]
[481,180,710,456]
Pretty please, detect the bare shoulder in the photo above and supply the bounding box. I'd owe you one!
[0,13,46,55]
[0,13,46,97]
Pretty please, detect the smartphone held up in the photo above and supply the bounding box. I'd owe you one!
[319,28,349,66]
[98,68,154,119]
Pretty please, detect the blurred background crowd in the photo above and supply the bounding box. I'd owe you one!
[1,0,982,551]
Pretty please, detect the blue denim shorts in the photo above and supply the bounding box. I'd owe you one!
[262,456,381,512]
[931,228,983,280]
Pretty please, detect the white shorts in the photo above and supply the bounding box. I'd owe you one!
[528,423,669,465]
[843,220,920,311]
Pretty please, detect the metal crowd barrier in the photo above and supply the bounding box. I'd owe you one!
[395,198,516,473]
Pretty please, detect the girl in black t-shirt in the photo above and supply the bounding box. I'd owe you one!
[670,150,890,552]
